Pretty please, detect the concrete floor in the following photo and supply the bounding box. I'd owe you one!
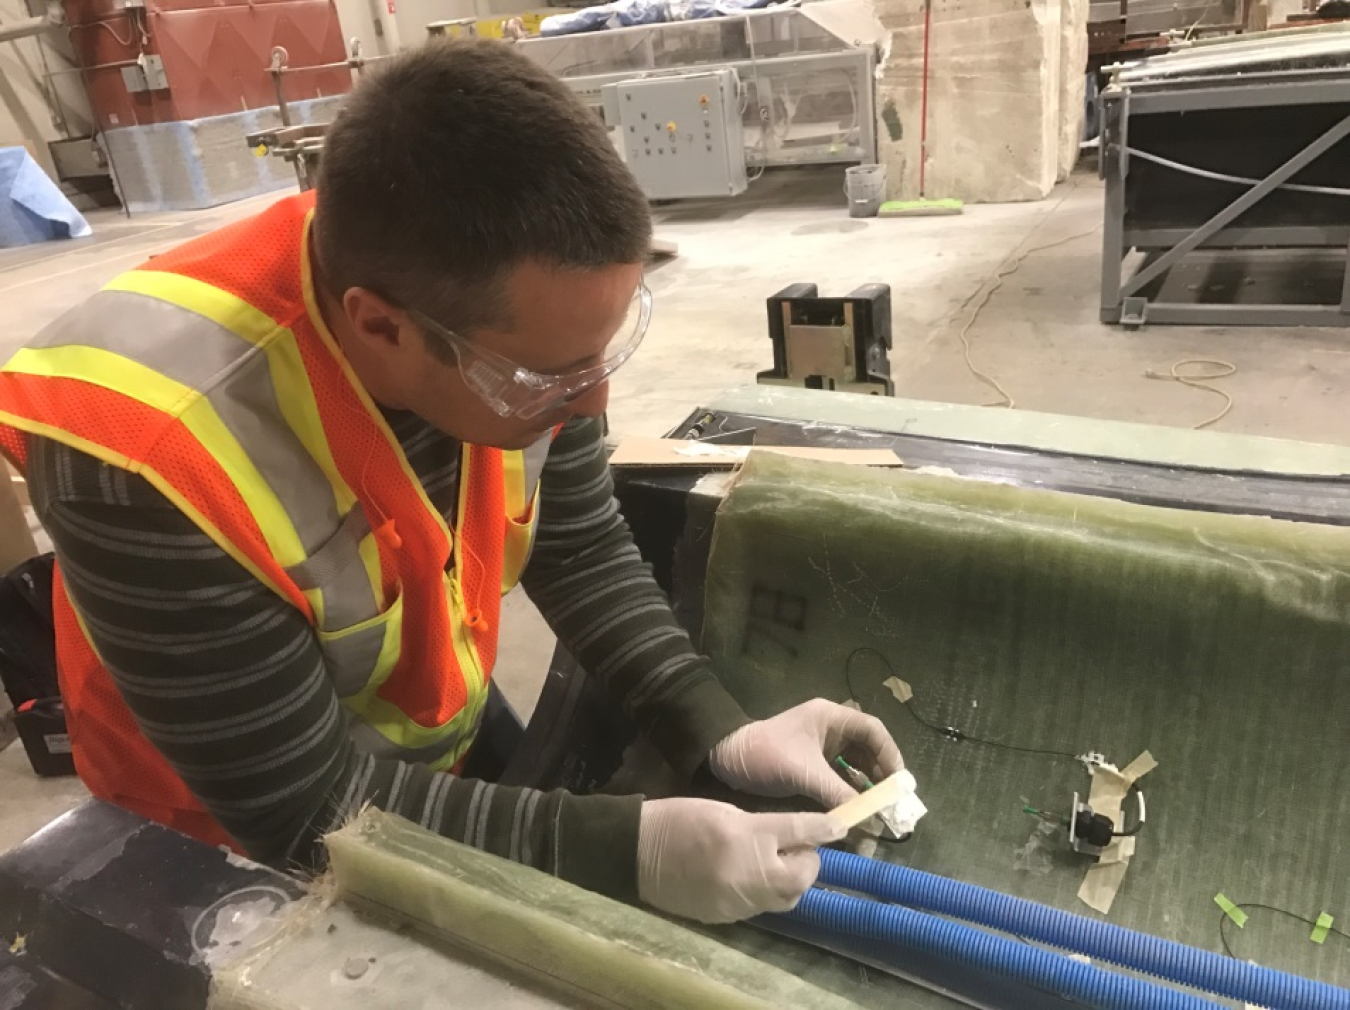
[4,164,1350,854]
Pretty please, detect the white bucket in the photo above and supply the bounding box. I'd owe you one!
[845,164,886,218]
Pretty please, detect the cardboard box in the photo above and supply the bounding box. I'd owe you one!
[1,465,37,575]
[608,437,903,469]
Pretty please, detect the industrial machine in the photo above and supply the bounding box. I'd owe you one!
[4,386,1348,1007]
[1100,25,1350,326]
[244,6,880,203]
[513,5,880,199]
[1087,0,1240,65]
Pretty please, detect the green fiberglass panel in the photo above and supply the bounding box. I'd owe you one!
[324,809,874,1010]
[701,452,1350,989]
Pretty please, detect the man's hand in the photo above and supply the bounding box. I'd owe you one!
[708,698,904,809]
[636,797,844,923]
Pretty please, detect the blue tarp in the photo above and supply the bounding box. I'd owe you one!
[540,0,778,37]
[0,146,91,249]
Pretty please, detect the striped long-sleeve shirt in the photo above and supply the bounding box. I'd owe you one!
[28,411,749,900]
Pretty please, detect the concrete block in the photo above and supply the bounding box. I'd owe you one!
[874,0,1063,203]
[104,96,344,213]
[1058,0,1088,180]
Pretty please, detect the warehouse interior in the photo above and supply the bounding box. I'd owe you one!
[2,0,1349,1006]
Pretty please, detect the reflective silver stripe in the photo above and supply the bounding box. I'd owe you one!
[34,289,342,555]
[319,622,388,698]
[41,287,385,686]
[346,712,480,766]
[521,433,551,497]
[284,507,377,631]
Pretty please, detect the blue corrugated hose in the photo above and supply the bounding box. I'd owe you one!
[815,847,1349,1010]
[778,887,1220,1009]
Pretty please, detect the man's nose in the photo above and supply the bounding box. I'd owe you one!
[567,380,609,419]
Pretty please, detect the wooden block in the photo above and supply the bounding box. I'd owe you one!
[829,771,907,829]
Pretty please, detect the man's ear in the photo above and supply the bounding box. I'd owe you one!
[342,287,415,353]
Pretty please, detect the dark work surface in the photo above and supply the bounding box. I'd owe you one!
[0,947,115,1010]
[0,801,306,1010]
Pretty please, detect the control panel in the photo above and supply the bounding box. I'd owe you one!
[603,69,748,200]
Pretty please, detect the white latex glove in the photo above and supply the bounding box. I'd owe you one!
[636,797,844,924]
[708,698,904,809]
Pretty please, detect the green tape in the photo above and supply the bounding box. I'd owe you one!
[1311,912,1334,944]
[1214,894,1247,928]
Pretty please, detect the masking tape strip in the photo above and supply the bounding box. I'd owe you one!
[883,676,913,704]
[1214,894,1248,928]
[1077,750,1156,915]
[1311,912,1333,944]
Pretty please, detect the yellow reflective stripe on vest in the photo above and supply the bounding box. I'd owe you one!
[22,276,392,685]
[97,273,386,639]
[0,409,294,604]
[339,581,481,769]
[318,573,402,698]
[500,434,547,593]
[3,343,308,571]
[109,271,360,518]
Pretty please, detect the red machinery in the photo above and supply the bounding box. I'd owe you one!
[64,0,352,131]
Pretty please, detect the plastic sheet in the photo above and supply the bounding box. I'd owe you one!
[0,146,90,247]
[540,0,775,38]
[700,452,1350,987]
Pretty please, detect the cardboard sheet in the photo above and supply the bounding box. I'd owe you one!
[608,438,901,469]
[699,452,1350,989]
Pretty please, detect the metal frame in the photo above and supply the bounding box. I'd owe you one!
[1100,72,1350,327]
[243,40,393,190]
[563,50,877,169]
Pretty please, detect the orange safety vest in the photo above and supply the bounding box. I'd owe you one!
[0,193,550,848]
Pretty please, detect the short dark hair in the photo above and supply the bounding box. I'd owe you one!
[315,39,652,339]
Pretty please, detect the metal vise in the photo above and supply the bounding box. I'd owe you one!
[757,283,894,396]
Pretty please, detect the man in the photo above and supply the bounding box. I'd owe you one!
[0,41,901,924]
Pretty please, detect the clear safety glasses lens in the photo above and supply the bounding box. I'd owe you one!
[420,282,652,421]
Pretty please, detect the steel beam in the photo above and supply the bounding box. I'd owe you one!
[1120,113,1350,298]
[1119,302,1350,326]
[1099,93,1129,322]
[1126,225,1350,249]
[1127,78,1350,113]
[0,14,53,43]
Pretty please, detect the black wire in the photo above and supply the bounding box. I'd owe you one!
[1218,903,1349,959]
[845,648,1083,763]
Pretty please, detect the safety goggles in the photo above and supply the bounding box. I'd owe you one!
[411,281,652,420]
